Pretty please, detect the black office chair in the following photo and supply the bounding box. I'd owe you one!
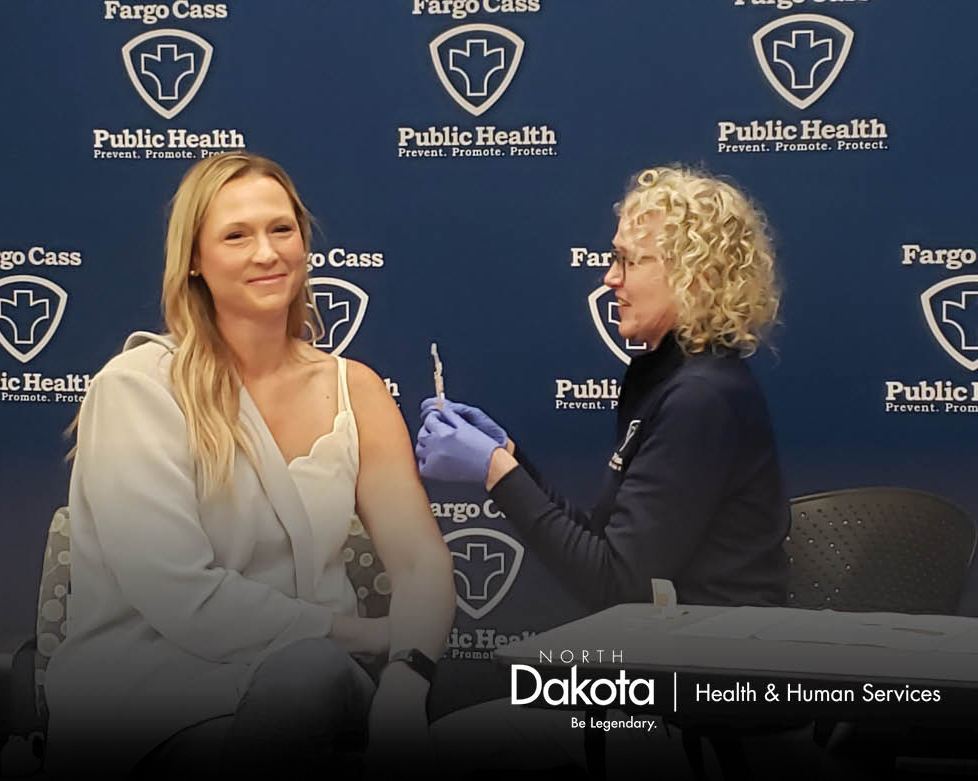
[684,488,978,781]
[784,488,978,779]
[785,487,977,614]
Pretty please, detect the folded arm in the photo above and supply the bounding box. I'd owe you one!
[76,369,337,664]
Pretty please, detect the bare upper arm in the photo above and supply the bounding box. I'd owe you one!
[346,359,413,468]
[346,360,441,570]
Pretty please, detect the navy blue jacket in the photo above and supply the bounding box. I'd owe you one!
[490,333,789,610]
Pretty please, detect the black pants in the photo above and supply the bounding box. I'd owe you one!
[131,638,377,780]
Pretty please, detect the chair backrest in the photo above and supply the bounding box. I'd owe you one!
[34,507,392,715]
[785,487,977,613]
[343,515,392,618]
[34,507,71,720]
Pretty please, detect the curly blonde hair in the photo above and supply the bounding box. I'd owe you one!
[617,166,780,355]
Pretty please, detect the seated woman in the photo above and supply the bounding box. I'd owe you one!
[417,165,788,610]
[44,153,455,779]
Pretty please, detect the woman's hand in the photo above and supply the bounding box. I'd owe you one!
[415,405,503,484]
[420,397,508,446]
[327,614,389,656]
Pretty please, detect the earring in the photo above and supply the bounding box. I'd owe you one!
[189,269,200,277]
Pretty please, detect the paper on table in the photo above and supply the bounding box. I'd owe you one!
[670,606,793,640]
[671,608,978,651]
[755,611,978,651]
[936,627,978,654]
[620,607,690,630]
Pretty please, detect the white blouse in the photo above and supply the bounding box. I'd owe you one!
[45,332,360,778]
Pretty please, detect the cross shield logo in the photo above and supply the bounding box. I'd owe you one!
[430,24,525,116]
[307,277,368,357]
[588,285,647,365]
[0,276,68,364]
[753,15,854,110]
[444,528,524,620]
[921,276,978,371]
[122,29,213,119]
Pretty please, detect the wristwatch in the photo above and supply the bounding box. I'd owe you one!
[388,648,437,683]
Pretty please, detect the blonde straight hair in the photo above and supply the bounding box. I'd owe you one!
[162,153,323,495]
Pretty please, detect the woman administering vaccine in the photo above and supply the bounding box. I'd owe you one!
[45,154,455,778]
[416,166,789,610]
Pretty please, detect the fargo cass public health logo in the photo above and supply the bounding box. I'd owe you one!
[444,528,524,619]
[0,276,67,364]
[122,29,213,119]
[921,276,978,372]
[588,285,647,365]
[753,15,854,110]
[307,278,368,357]
[398,22,556,158]
[430,24,524,116]
[717,14,883,155]
[96,24,243,159]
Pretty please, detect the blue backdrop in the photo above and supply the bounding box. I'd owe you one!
[3,0,977,712]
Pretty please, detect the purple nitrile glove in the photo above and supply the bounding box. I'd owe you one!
[419,397,507,447]
[415,405,502,484]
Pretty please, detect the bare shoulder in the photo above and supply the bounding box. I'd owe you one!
[345,359,404,433]
[294,341,337,380]
[346,359,392,402]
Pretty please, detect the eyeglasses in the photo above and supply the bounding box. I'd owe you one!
[609,249,659,278]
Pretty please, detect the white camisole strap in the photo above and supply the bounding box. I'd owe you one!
[336,356,352,413]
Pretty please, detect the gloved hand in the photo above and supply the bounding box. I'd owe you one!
[415,405,502,484]
[419,397,507,446]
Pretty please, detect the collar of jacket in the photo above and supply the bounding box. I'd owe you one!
[616,332,685,435]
